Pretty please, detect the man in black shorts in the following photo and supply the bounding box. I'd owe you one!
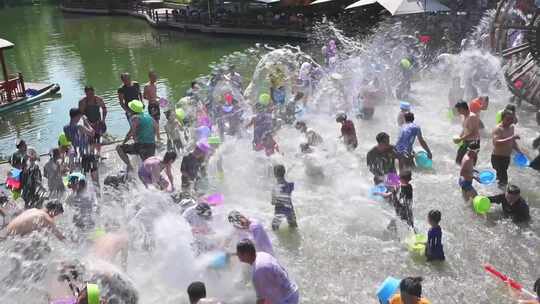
[117,73,142,123]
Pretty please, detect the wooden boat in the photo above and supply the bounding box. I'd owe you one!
[0,38,60,114]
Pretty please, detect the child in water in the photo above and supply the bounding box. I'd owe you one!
[389,277,430,304]
[394,171,414,229]
[426,209,445,262]
[256,131,280,157]
[271,164,297,230]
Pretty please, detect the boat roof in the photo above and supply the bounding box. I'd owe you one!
[0,38,14,50]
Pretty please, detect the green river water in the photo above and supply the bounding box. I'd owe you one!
[0,4,256,157]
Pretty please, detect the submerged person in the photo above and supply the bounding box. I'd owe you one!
[425,210,445,262]
[366,132,397,185]
[66,172,96,233]
[43,148,65,199]
[138,151,177,191]
[394,112,432,173]
[21,147,45,209]
[335,112,358,151]
[295,121,323,152]
[227,210,274,255]
[5,200,65,241]
[389,277,430,304]
[143,70,161,124]
[78,86,107,157]
[491,110,522,187]
[117,72,142,123]
[117,100,160,172]
[236,239,299,304]
[271,164,297,231]
[487,184,530,224]
[454,101,481,165]
[459,143,480,202]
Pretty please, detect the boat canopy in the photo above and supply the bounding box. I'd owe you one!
[0,39,14,50]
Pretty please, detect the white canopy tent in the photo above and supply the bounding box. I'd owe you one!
[345,0,449,15]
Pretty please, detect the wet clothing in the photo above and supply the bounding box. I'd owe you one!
[271,181,297,230]
[80,97,101,123]
[138,156,161,186]
[117,82,141,104]
[119,143,155,161]
[148,103,160,121]
[491,154,511,185]
[394,184,413,228]
[426,225,445,261]
[456,139,480,165]
[43,159,65,197]
[389,294,430,304]
[357,107,375,120]
[66,191,95,231]
[305,129,323,147]
[10,150,28,170]
[366,146,397,180]
[458,176,475,192]
[340,120,358,150]
[181,153,202,188]
[250,220,274,256]
[395,123,421,156]
[271,86,286,106]
[21,163,44,209]
[134,113,155,144]
[487,194,530,223]
[252,251,299,304]
[253,113,273,146]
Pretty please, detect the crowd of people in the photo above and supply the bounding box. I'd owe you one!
[0,37,540,304]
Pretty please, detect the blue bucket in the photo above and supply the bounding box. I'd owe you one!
[377,277,400,304]
[369,184,387,201]
[415,151,432,169]
[513,152,529,168]
[209,252,228,269]
[478,169,496,185]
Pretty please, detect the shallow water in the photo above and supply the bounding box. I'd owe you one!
[1,5,540,304]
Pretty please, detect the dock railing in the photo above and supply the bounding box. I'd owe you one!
[0,73,26,104]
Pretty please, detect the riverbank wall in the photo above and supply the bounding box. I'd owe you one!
[60,4,308,40]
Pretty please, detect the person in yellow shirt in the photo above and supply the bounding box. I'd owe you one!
[389,277,431,304]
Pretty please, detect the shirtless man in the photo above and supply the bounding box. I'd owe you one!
[459,143,480,202]
[79,86,107,156]
[491,109,522,187]
[90,230,129,270]
[454,101,481,165]
[5,201,65,240]
[143,71,160,124]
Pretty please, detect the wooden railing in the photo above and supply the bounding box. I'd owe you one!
[0,73,26,104]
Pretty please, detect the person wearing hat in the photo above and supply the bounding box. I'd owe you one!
[117,100,160,172]
[10,139,28,170]
[227,210,274,256]
[487,184,530,223]
[64,107,99,186]
[397,101,411,127]
[389,277,430,304]
[491,109,522,187]
[459,142,480,202]
[117,72,142,122]
[5,200,65,241]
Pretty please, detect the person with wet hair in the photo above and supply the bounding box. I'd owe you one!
[454,101,481,165]
[426,210,445,262]
[227,210,274,255]
[491,109,522,187]
[367,132,397,185]
[188,281,206,304]
[137,151,177,190]
[10,139,28,170]
[271,164,297,230]
[389,277,430,304]
[395,112,432,173]
[336,112,358,151]
[487,184,530,223]
[5,200,65,241]
[20,147,46,209]
[459,142,480,202]
[236,239,299,304]
[295,120,323,153]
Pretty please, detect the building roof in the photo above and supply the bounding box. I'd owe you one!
[0,38,14,50]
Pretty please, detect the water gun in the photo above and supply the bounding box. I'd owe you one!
[484,264,537,298]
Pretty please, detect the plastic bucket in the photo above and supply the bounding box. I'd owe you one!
[513,153,530,168]
[478,169,496,185]
[473,196,491,214]
[369,184,387,201]
[209,252,228,269]
[406,234,427,255]
[87,283,100,304]
[415,151,432,169]
[376,277,401,304]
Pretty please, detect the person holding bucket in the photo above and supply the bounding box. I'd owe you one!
[459,142,480,202]
[454,101,481,165]
[367,132,397,185]
[394,112,432,173]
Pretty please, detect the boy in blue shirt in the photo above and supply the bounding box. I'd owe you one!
[426,209,445,262]
[271,165,298,231]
